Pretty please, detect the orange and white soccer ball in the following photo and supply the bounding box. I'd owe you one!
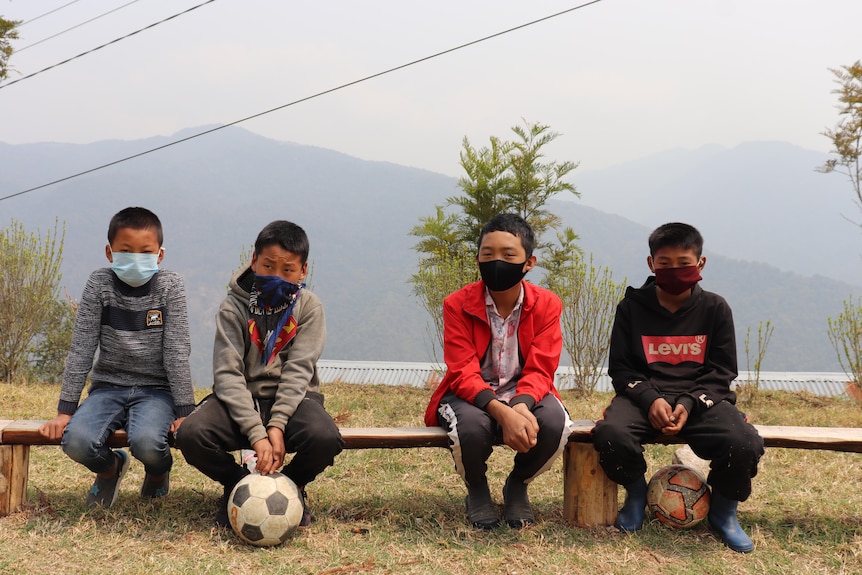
[646,464,711,528]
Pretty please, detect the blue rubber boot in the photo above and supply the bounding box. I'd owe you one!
[614,476,647,532]
[708,490,754,553]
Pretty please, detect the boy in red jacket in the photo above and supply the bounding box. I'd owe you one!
[592,222,764,553]
[424,213,573,529]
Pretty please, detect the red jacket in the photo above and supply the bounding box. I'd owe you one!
[424,280,564,427]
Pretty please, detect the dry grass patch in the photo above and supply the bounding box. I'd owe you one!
[1,381,861,574]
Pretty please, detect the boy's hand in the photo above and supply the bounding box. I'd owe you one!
[648,398,674,431]
[170,417,185,434]
[488,400,539,453]
[38,413,71,441]
[251,428,286,475]
[661,405,688,435]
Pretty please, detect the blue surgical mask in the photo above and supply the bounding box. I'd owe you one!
[111,251,160,287]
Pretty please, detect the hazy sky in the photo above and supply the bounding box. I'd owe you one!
[2,0,861,179]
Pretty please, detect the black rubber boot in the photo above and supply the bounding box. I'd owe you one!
[708,490,754,553]
[614,476,647,532]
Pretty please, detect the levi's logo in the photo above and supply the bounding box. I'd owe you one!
[641,335,707,365]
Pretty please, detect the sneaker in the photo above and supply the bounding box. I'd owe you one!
[140,472,170,499]
[298,485,312,528]
[215,484,233,528]
[86,449,130,508]
[502,476,535,529]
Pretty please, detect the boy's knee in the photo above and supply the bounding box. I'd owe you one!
[173,417,201,452]
[592,419,627,449]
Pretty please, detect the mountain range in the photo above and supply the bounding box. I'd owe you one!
[1,126,859,386]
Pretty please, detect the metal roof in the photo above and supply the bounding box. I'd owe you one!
[318,360,854,398]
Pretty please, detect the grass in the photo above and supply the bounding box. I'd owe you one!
[1,381,862,575]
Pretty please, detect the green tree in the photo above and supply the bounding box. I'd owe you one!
[0,16,20,82]
[543,230,626,396]
[739,319,775,405]
[410,120,580,357]
[0,219,66,381]
[827,297,862,401]
[28,292,77,383]
[818,60,862,224]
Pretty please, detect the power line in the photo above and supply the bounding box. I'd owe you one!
[0,0,216,89]
[18,0,145,53]
[18,0,84,28]
[0,0,604,202]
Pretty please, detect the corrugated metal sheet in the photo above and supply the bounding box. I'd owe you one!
[319,360,854,398]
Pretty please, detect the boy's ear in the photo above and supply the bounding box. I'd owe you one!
[105,244,113,263]
[698,256,706,271]
[157,247,165,265]
[647,255,655,273]
[523,254,537,272]
[300,261,309,281]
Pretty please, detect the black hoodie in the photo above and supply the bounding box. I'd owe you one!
[607,276,738,417]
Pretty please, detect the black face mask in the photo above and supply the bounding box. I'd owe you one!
[478,259,527,292]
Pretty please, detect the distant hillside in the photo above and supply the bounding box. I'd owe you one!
[569,141,862,287]
[0,127,856,385]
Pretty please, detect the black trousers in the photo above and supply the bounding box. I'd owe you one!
[175,391,344,489]
[436,392,572,487]
[592,395,764,501]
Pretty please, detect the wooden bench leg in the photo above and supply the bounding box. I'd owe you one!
[563,441,617,527]
[0,444,30,516]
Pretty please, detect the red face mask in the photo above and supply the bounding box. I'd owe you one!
[654,265,702,295]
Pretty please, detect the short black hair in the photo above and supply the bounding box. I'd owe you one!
[108,207,163,246]
[254,220,309,263]
[477,213,535,258]
[648,222,704,257]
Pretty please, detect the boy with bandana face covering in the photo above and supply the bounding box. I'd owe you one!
[39,206,195,508]
[176,220,343,529]
[424,213,575,530]
[592,222,764,553]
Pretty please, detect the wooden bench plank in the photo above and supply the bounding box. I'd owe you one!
[2,418,861,524]
[3,419,862,451]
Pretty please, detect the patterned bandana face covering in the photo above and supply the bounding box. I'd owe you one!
[478,259,527,292]
[253,274,302,310]
[653,265,702,295]
[251,274,304,364]
[110,251,159,287]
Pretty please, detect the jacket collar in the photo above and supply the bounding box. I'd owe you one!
[462,280,536,319]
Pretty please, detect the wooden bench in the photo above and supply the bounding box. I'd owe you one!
[3,419,862,526]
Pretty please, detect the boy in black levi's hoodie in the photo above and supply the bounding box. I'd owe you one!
[592,222,764,553]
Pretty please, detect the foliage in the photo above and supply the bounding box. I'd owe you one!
[27,291,77,383]
[739,320,775,405]
[0,16,18,82]
[410,120,579,354]
[447,121,578,247]
[0,219,66,382]
[410,243,477,361]
[543,231,626,396]
[827,296,862,399]
[817,60,862,225]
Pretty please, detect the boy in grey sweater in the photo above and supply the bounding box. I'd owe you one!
[39,207,195,508]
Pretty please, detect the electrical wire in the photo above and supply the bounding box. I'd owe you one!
[17,0,145,53]
[18,0,84,28]
[0,0,604,202]
[0,0,216,88]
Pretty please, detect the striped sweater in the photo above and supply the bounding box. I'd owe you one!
[57,267,195,417]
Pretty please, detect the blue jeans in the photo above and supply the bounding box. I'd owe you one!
[62,385,176,476]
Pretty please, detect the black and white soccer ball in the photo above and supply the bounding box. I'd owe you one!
[228,472,303,546]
